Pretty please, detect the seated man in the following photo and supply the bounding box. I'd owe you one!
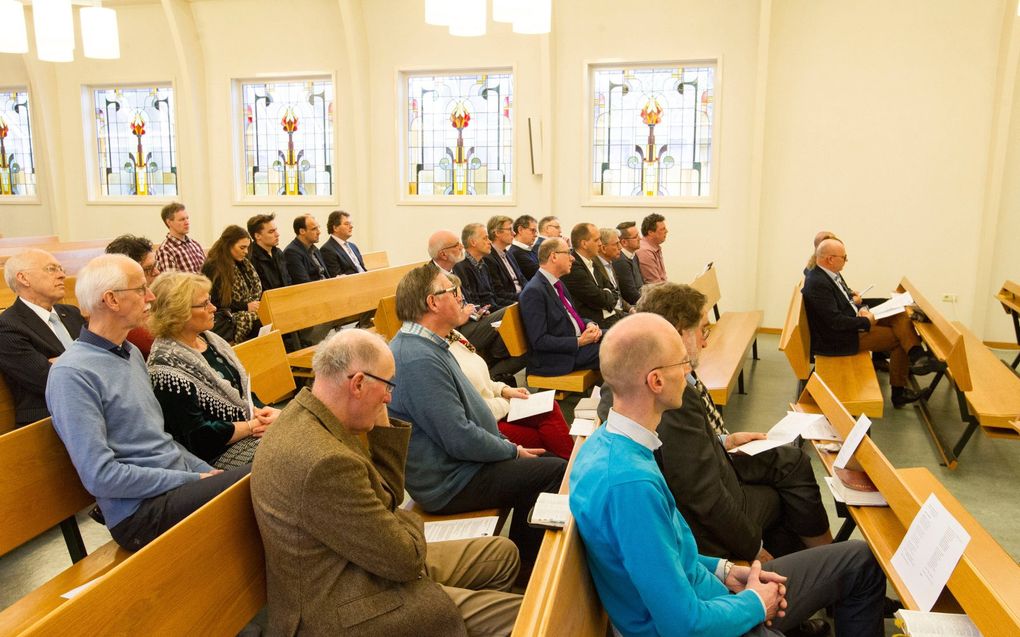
[598,283,831,563]
[46,254,248,550]
[388,264,566,566]
[105,234,160,358]
[484,215,526,308]
[320,209,367,276]
[0,249,86,426]
[518,238,602,376]
[572,313,887,637]
[635,212,669,284]
[283,213,328,284]
[252,330,521,635]
[561,222,627,330]
[246,213,292,291]
[803,238,938,407]
[454,222,503,310]
[613,221,645,305]
[507,214,540,281]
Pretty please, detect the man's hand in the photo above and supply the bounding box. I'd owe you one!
[579,322,602,346]
[724,431,766,451]
[858,308,876,325]
[255,406,280,425]
[852,293,863,306]
[742,561,787,623]
[517,446,546,459]
[200,469,224,479]
[501,386,530,400]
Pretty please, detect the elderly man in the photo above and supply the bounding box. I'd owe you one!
[635,212,668,284]
[153,202,205,273]
[614,221,645,304]
[46,254,248,550]
[598,283,832,566]
[284,214,328,284]
[571,313,887,637]
[560,223,627,330]
[803,238,939,407]
[534,215,563,250]
[507,214,539,281]
[0,249,86,426]
[518,238,602,376]
[388,264,566,566]
[454,223,502,311]
[246,213,292,291]
[252,330,522,635]
[484,215,525,308]
[105,235,160,358]
[321,209,367,277]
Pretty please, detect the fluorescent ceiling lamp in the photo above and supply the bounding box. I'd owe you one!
[32,0,75,62]
[492,0,518,23]
[80,6,119,59]
[513,0,550,34]
[0,0,29,54]
[449,0,486,36]
[424,0,453,26]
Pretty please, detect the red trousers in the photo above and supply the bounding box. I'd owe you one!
[498,401,575,460]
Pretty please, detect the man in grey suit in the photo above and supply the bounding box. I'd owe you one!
[613,221,645,304]
[252,329,521,636]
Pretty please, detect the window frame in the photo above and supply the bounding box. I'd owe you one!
[0,85,40,205]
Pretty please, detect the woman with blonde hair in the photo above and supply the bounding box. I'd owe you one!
[147,271,279,469]
[201,225,262,344]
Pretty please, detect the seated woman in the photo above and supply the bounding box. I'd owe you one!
[445,273,574,460]
[147,271,279,469]
[201,225,262,344]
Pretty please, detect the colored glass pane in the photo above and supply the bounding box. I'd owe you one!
[93,86,178,197]
[0,89,37,198]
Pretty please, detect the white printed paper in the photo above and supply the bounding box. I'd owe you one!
[257,323,273,337]
[507,389,555,422]
[730,411,839,456]
[569,418,596,437]
[890,494,971,612]
[61,578,101,599]
[871,291,914,320]
[424,516,499,543]
[729,438,790,456]
[833,414,872,469]
[530,493,571,528]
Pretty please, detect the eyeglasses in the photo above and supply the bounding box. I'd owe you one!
[112,284,151,296]
[499,226,513,233]
[190,298,214,309]
[647,359,693,376]
[830,254,849,262]
[348,371,397,394]
[142,265,159,277]
[25,264,65,274]
[432,285,467,306]
[440,242,463,252]
[553,250,571,255]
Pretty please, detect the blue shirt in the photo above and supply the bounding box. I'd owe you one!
[569,410,765,637]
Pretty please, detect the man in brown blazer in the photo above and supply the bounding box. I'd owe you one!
[251,329,522,636]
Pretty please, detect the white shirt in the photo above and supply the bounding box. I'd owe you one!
[329,235,365,272]
[604,409,662,451]
[511,239,533,251]
[599,256,624,312]
[21,297,71,345]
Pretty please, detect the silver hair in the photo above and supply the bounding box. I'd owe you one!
[75,254,135,315]
[312,329,389,381]
[3,249,52,292]
[599,227,620,244]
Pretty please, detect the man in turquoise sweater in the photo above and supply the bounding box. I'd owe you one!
[570,313,886,636]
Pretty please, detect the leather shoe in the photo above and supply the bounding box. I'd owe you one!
[910,355,946,376]
[892,387,923,408]
[786,618,830,637]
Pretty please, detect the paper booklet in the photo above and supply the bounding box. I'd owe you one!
[424,516,499,543]
[893,609,981,636]
[870,291,914,320]
[507,389,555,422]
[572,385,602,421]
[528,493,571,529]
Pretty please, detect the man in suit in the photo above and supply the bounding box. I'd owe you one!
[613,221,645,304]
[518,238,602,376]
[246,213,292,291]
[0,249,86,426]
[570,313,886,637]
[321,209,367,277]
[803,238,938,407]
[283,214,328,284]
[453,223,502,310]
[534,215,563,251]
[483,215,525,308]
[560,223,627,330]
[252,329,522,636]
[507,214,539,281]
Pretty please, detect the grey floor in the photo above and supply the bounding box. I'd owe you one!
[2,334,1017,634]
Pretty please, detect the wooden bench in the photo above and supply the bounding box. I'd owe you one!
[689,264,763,406]
[361,250,389,271]
[793,374,1020,632]
[0,418,132,635]
[0,375,16,436]
[995,279,1020,369]
[0,235,59,249]
[779,280,884,418]
[374,294,401,341]
[897,278,1020,466]
[232,329,297,404]
[497,303,601,395]
[0,276,78,312]
[17,475,266,636]
[0,240,110,268]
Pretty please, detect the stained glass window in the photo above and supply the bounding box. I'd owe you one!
[0,89,37,198]
[240,79,334,197]
[93,86,177,197]
[405,71,513,198]
[591,64,716,199]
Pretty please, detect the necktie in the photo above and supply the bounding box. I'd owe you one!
[343,242,365,272]
[553,280,585,335]
[48,311,75,350]
[499,251,521,292]
[836,274,858,309]
[693,375,729,437]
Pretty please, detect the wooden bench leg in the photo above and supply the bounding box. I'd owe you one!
[950,390,981,460]
[1010,313,1020,370]
[59,516,87,564]
[1011,351,1020,372]
[738,370,745,395]
[752,338,759,361]
[909,375,959,470]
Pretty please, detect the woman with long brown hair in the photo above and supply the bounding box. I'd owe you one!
[201,224,262,344]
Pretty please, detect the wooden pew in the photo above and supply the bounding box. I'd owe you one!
[497,303,601,395]
[794,374,1020,633]
[995,279,1020,369]
[18,475,265,636]
[374,294,401,341]
[779,280,884,417]
[897,278,1020,466]
[0,235,59,249]
[689,264,763,406]
[0,418,132,635]
[0,375,16,436]
[1,276,78,311]
[361,250,389,270]
[232,330,297,404]
[0,239,110,265]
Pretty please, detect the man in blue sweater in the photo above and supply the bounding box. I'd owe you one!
[388,264,566,568]
[570,313,886,637]
[46,254,249,550]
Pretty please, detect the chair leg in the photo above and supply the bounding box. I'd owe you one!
[59,516,88,563]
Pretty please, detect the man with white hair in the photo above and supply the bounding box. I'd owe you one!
[253,329,522,635]
[46,254,248,550]
[0,249,85,426]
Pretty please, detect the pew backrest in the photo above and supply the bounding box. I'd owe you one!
[898,277,971,391]
[779,280,812,381]
[497,303,529,358]
[0,375,16,435]
[361,250,389,270]
[690,263,722,313]
[0,235,59,249]
[232,330,296,404]
[375,295,401,340]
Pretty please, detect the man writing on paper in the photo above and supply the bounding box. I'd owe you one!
[571,313,887,637]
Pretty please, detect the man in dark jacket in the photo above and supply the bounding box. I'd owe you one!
[283,214,328,284]
[247,213,292,291]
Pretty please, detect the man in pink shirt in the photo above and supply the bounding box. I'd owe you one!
[635,213,668,284]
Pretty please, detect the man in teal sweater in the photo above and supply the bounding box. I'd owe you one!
[570,313,886,636]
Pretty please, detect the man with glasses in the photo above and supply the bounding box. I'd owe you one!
[252,329,523,635]
[614,221,645,305]
[0,249,86,426]
[561,223,628,330]
[571,313,886,637]
[389,264,566,571]
[46,254,248,550]
[507,214,540,281]
[106,234,161,358]
[535,215,563,250]
[484,215,525,308]
[804,238,939,408]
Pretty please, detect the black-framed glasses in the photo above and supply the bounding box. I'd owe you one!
[348,371,396,393]
[112,284,151,296]
[190,298,214,309]
[432,285,466,306]
[647,359,693,376]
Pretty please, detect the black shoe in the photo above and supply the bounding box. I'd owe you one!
[892,387,923,408]
[786,618,830,637]
[910,355,946,376]
[873,358,890,373]
[87,505,106,525]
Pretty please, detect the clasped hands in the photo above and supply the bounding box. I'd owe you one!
[724,560,789,625]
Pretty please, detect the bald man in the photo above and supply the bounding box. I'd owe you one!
[803,238,940,408]
[569,313,886,637]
